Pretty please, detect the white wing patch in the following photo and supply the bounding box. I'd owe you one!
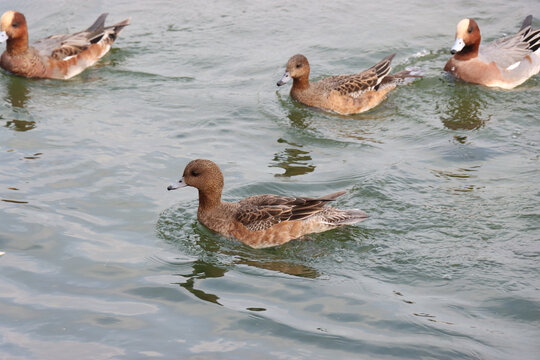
[506,61,521,70]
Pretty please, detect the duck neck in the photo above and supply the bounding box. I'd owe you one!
[198,188,222,212]
[454,42,479,61]
[6,34,28,55]
[292,76,309,91]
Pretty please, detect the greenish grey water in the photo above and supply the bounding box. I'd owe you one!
[1,0,539,359]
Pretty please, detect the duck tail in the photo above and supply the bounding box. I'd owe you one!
[86,13,108,33]
[324,208,368,226]
[110,17,131,37]
[523,27,540,53]
[86,16,130,45]
[382,67,423,87]
[370,53,396,82]
[318,191,347,201]
[340,209,368,225]
[520,15,533,32]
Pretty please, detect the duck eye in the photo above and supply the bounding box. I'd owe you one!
[296,64,301,68]
[12,22,18,28]
[467,26,473,34]
[191,170,199,177]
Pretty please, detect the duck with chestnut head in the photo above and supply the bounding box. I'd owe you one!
[168,159,368,248]
[445,15,540,89]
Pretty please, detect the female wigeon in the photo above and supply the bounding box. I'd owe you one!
[445,15,540,89]
[276,53,421,115]
[167,159,368,248]
[0,11,130,79]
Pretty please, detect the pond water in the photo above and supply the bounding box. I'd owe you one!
[1,0,539,359]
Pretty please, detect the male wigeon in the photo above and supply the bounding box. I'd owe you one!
[167,159,368,248]
[0,11,130,79]
[276,53,421,115]
[445,15,540,89]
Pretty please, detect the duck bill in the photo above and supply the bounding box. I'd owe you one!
[167,177,187,191]
[0,31,8,43]
[450,38,465,54]
[276,71,291,86]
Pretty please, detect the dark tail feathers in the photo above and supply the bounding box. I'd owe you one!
[520,15,533,31]
[382,68,423,86]
[86,13,109,33]
[519,16,540,53]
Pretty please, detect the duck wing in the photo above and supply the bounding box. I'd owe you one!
[319,53,395,97]
[235,191,346,231]
[32,13,130,60]
[480,16,540,69]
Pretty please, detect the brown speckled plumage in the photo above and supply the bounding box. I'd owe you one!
[168,159,368,248]
[0,11,130,79]
[277,54,421,115]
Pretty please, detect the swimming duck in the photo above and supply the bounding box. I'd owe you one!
[0,11,130,79]
[445,15,540,89]
[167,159,368,248]
[276,53,421,115]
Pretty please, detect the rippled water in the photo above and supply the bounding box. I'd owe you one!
[1,0,539,359]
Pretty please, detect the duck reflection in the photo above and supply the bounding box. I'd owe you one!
[431,165,483,194]
[439,85,490,130]
[3,76,36,131]
[5,76,31,108]
[174,255,318,306]
[234,256,319,278]
[174,260,225,306]
[191,217,320,279]
[5,119,36,131]
[276,90,313,130]
[159,199,320,306]
[270,138,315,177]
[286,106,313,129]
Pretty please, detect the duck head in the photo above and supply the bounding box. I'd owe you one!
[277,54,310,87]
[451,18,481,56]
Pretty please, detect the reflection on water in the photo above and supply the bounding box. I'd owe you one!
[270,138,315,177]
[3,77,36,131]
[431,165,484,194]
[174,260,226,306]
[431,166,480,180]
[1,199,29,204]
[276,92,313,130]
[234,257,319,278]
[173,256,318,306]
[438,85,491,130]
[158,210,321,305]
[287,108,313,130]
[336,127,381,143]
[5,76,31,108]
[453,135,468,144]
[4,119,36,131]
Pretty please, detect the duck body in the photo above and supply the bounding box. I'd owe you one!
[445,15,540,89]
[277,54,421,115]
[0,11,130,79]
[168,159,367,248]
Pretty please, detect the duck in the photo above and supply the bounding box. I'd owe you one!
[167,159,368,248]
[276,53,421,115]
[444,15,540,89]
[0,11,130,79]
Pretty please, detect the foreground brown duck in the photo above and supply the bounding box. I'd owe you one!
[277,53,421,115]
[167,159,368,248]
[0,11,130,79]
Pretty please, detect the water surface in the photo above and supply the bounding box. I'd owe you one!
[1,0,539,359]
